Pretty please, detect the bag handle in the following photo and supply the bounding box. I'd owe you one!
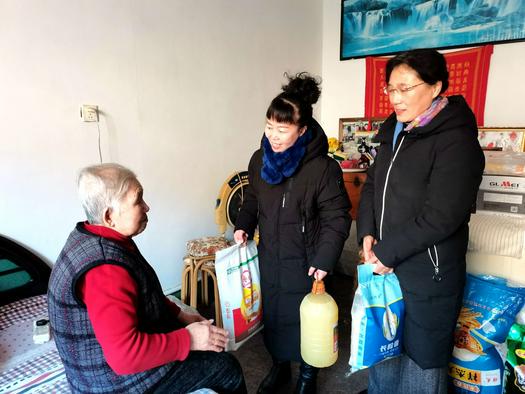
[238,241,250,265]
[357,263,374,284]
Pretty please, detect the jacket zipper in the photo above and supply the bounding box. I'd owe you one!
[278,177,294,291]
[379,135,406,240]
[282,177,294,208]
[428,245,441,282]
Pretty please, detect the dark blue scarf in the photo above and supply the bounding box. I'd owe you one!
[261,129,311,185]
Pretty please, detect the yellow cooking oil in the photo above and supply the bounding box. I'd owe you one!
[300,279,338,368]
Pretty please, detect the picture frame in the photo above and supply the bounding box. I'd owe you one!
[339,117,385,143]
[340,0,525,60]
[477,128,525,152]
[370,118,385,133]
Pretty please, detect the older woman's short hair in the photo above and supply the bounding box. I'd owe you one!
[78,163,138,224]
[386,48,449,95]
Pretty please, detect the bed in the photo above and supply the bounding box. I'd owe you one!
[0,235,212,394]
[0,294,69,393]
[0,235,70,393]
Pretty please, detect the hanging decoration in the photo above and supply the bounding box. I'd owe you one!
[364,45,493,126]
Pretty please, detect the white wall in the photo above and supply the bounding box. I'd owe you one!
[320,0,525,137]
[2,0,524,294]
[0,0,322,293]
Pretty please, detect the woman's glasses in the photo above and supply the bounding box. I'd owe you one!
[383,82,426,96]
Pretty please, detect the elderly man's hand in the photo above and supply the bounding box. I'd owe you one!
[186,320,229,352]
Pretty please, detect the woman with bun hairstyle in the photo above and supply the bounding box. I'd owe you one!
[234,72,351,394]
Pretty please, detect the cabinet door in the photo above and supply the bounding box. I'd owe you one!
[343,172,367,220]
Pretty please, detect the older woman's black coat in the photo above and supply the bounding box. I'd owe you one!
[357,95,485,369]
[235,119,351,361]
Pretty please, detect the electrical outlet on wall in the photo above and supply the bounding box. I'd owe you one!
[80,105,99,122]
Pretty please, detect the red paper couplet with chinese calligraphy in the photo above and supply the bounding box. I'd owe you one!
[364,45,493,125]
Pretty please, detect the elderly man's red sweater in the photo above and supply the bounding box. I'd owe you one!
[77,223,191,375]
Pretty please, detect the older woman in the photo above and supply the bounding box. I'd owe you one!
[48,163,246,394]
[357,49,484,393]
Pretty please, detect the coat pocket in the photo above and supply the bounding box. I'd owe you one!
[279,258,312,293]
[301,211,319,265]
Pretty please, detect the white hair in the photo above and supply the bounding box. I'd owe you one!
[77,163,138,224]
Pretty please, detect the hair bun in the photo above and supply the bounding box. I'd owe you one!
[282,72,321,106]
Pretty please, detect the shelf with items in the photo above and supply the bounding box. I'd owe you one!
[328,136,377,171]
[327,117,384,171]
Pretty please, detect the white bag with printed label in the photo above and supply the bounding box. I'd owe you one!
[215,241,263,351]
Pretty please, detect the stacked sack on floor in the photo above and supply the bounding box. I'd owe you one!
[448,275,525,393]
[505,310,525,394]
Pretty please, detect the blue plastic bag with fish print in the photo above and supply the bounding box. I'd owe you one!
[448,274,525,393]
[349,263,404,372]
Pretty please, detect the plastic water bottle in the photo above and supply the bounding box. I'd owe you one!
[300,279,339,367]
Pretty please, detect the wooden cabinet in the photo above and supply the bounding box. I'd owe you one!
[343,171,367,220]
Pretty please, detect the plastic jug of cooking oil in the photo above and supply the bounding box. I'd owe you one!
[300,279,338,368]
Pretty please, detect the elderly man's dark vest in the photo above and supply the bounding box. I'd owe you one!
[48,223,177,393]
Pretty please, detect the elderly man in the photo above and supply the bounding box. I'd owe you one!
[48,163,246,394]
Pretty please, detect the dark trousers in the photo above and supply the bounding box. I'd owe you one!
[368,354,447,394]
[152,351,246,394]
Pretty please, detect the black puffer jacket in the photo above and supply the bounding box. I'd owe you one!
[357,95,485,368]
[235,119,351,361]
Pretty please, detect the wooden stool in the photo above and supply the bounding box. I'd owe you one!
[193,257,222,328]
[180,256,206,307]
[180,257,194,305]
[201,261,221,328]
[183,236,231,328]
[188,254,215,309]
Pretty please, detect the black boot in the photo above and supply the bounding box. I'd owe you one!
[294,361,318,394]
[257,359,291,394]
